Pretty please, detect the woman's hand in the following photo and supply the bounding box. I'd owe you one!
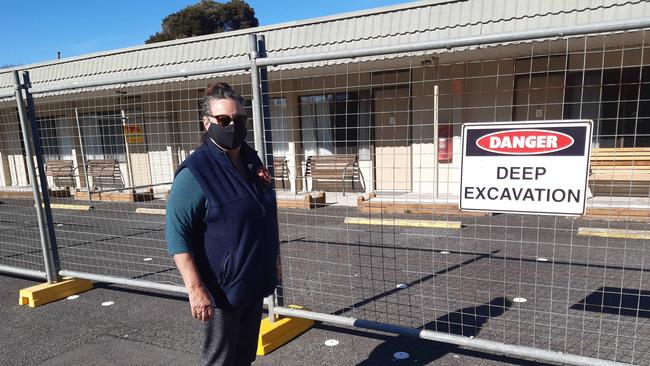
[188,285,213,322]
[173,253,214,322]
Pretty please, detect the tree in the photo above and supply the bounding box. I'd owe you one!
[146,0,258,44]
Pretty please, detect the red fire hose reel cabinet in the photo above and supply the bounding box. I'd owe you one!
[437,124,453,163]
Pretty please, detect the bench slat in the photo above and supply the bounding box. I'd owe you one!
[592,163,650,168]
[591,176,650,181]
[592,147,650,153]
[589,148,650,195]
[591,155,650,159]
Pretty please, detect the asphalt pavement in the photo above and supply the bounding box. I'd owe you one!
[1,196,649,365]
[2,273,556,366]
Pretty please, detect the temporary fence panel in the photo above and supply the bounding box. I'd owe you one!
[22,73,253,289]
[264,30,650,365]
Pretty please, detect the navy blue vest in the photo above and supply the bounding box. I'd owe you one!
[177,141,279,309]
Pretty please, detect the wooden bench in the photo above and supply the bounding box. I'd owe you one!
[590,147,650,196]
[86,159,124,191]
[273,157,290,190]
[302,154,361,195]
[45,160,76,189]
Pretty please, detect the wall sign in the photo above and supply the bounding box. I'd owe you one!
[123,124,145,144]
[459,120,592,216]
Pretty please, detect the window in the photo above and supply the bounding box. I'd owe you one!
[79,112,126,161]
[38,117,60,157]
[564,67,650,148]
[300,91,371,159]
[37,116,75,161]
[269,98,291,157]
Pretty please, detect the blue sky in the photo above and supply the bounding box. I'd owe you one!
[0,0,412,67]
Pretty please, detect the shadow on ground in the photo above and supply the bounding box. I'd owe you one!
[353,297,548,365]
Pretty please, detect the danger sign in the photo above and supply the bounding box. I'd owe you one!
[459,120,592,216]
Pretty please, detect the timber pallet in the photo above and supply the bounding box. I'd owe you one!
[0,188,71,199]
[584,207,650,222]
[277,192,326,209]
[357,195,489,217]
[74,189,155,202]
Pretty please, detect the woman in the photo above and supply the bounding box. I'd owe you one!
[166,82,279,366]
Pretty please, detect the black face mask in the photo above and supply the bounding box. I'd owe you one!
[207,122,247,150]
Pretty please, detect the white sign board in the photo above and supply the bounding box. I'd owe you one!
[459,120,593,216]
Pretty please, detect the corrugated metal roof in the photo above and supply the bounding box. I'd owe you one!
[1,0,648,99]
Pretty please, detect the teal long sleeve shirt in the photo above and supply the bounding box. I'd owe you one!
[165,168,208,255]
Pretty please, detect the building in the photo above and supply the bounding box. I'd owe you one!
[1,0,648,197]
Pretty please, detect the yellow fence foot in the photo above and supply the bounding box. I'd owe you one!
[257,305,315,356]
[19,277,93,308]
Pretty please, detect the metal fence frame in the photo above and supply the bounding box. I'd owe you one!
[3,17,650,366]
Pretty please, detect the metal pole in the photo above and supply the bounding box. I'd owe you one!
[433,85,439,199]
[249,34,267,165]
[22,71,61,278]
[121,110,134,188]
[271,306,629,366]
[257,34,285,310]
[249,33,277,322]
[59,269,273,310]
[74,108,92,202]
[12,70,58,283]
[59,270,188,294]
[0,265,47,279]
[257,35,275,172]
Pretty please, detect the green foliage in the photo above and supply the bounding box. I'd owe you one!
[146,0,258,44]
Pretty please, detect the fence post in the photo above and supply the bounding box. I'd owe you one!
[22,71,62,279]
[249,34,279,322]
[12,70,60,283]
[256,35,285,310]
[249,34,267,165]
[257,35,275,175]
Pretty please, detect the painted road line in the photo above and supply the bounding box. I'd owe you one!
[37,203,93,211]
[135,208,166,215]
[344,217,461,229]
[577,227,650,240]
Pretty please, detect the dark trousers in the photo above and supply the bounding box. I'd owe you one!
[201,300,263,366]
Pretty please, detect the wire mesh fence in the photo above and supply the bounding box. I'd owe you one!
[0,26,649,365]
[0,99,47,274]
[264,30,650,364]
[25,74,255,286]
